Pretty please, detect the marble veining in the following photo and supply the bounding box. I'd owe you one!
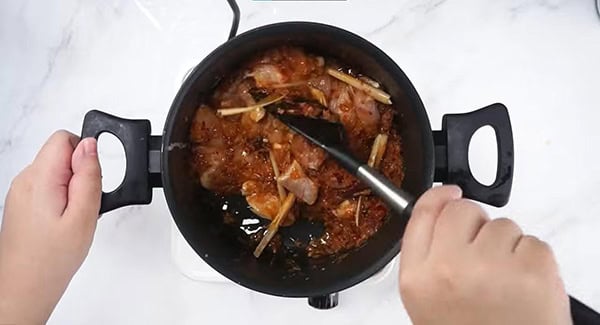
[409,0,449,14]
[509,0,563,14]
[365,14,400,37]
[0,23,74,151]
[1,0,600,324]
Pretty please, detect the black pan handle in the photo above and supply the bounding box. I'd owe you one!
[433,103,513,207]
[570,296,600,324]
[81,110,161,213]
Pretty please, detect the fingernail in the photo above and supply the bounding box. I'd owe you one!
[82,138,97,156]
[445,184,463,198]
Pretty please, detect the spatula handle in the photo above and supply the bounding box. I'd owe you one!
[355,165,414,216]
[570,296,600,324]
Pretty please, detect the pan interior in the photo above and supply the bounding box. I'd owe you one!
[162,22,434,297]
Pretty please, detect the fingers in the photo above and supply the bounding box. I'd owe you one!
[401,185,462,268]
[514,235,557,270]
[63,138,102,226]
[33,130,79,184]
[430,200,489,254]
[30,130,79,214]
[473,218,523,255]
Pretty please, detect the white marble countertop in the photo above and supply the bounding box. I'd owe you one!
[2,0,600,324]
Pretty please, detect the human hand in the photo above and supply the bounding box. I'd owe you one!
[0,131,101,324]
[399,185,571,325]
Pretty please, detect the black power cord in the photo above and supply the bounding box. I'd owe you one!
[596,0,600,20]
[227,0,240,40]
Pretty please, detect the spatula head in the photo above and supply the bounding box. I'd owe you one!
[276,114,347,149]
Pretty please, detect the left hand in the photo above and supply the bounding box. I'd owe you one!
[0,131,102,324]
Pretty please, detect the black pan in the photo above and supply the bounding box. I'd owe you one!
[81,22,515,308]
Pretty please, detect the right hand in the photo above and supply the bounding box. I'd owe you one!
[399,185,571,325]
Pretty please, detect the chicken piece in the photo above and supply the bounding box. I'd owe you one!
[191,106,274,193]
[242,181,280,219]
[353,89,380,129]
[194,145,237,193]
[194,145,225,168]
[332,199,357,219]
[213,73,256,109]
[329,83,380,132]
[329,84,355,127]
[200,166,235,193]
[308,75,333,97]
[290,135,327,171]
[282,47,319,77]
[190,105,230,190]
[189,107,225,146]
[242,181,294,226]
[277,160,319,205]
[249,64,286,87]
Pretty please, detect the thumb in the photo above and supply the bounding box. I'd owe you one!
[63,137,102,222]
